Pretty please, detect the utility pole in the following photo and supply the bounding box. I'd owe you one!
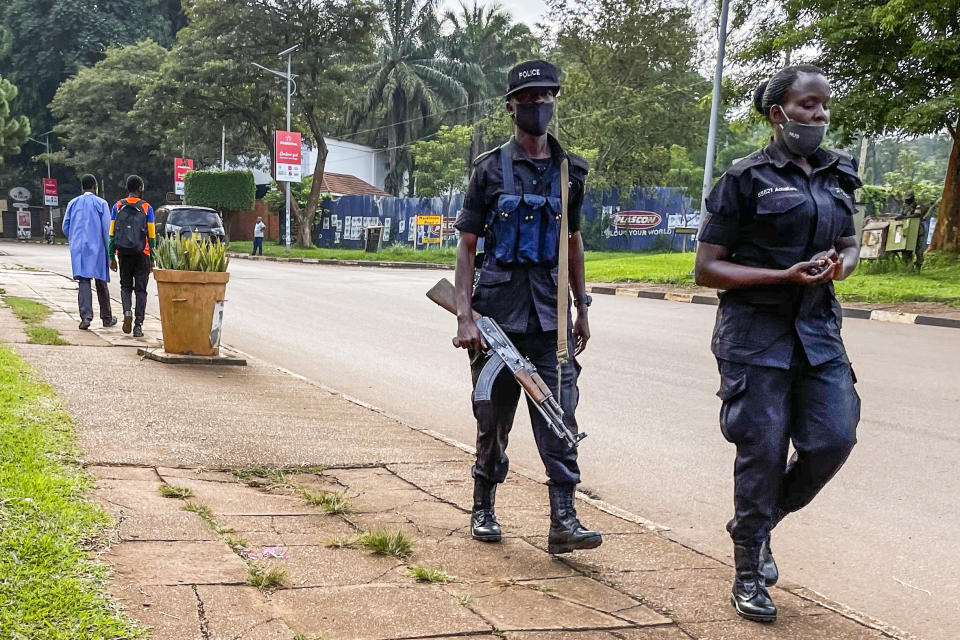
[221,125,226,171]
[28,129,55,226]
[253,44,299,253]
[700,0,730,222]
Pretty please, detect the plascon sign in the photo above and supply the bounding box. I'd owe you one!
[611,211,662,230]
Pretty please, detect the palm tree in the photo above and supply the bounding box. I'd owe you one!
[354,0,482,195]
[443,1,537,158]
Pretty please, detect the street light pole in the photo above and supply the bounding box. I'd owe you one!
[28,129,55,226]
[252,45,299,253]
[700,0,730,222]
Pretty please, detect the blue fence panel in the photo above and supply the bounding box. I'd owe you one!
[309,188,696,252]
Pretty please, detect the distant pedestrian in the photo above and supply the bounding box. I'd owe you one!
[109,175,156,338]
[695,65,861,623]
[61,174,117,330]
[252,216,265,255]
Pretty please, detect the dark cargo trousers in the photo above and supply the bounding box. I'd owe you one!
[470,330,581,486]
[77,278,113,323]
[717,353,860,547]
[118,253,151,325]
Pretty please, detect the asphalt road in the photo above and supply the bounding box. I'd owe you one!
[4,242,958,639]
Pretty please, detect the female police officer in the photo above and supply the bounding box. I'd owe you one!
[695,65,861,623]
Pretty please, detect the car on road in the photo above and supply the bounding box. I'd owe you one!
[155,205,226,243]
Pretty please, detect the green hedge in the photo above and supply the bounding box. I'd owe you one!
[183,170,255,211]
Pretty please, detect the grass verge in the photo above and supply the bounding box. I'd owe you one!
[0,342,143,638]
[4,296,70,344]
[229,241,457,264]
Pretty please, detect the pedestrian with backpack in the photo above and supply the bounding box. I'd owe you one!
[108,175,156,338]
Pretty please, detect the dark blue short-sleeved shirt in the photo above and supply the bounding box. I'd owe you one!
[455,135,588,333]
[699,142,861,369]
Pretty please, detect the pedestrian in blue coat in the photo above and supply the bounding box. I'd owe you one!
[62,174,117,329]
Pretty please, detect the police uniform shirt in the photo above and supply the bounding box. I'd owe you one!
[699,142,861,369]
[455,134,589,334]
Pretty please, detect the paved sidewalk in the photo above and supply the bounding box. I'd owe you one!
[0,264,914,640]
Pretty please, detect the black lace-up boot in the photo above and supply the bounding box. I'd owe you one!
[731,544,777,622]
[470,479,501,542]
[547,483,602,554]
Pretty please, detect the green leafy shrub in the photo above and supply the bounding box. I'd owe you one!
[155,234,229,272]
[183,170,256,212]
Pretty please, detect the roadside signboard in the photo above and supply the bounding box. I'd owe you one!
[174,157,194,195]
[42,178,58,206]
[17,209,31,240]
[8,187,30,202]
[416,214,442,246]
[275,131,302,182]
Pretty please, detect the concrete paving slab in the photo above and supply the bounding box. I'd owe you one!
[194,585,296,640]
[171,478,315,516]
[409,536,577,582]
[680,611,885,639]
[107,583,200,640]
[525,533,724,572]
[91,478,216,542]
[88,465,161,481]
[271,584,492,639]
[446,581,628,632]
[517,577,668,626]
[157,467,242,484]
[252,544,402,588]
[105,541,249,586]
[604,568,822,624]
[217,514,357,546]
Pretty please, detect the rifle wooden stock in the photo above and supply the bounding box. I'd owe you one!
[515,369,548,403]
[427,278,479,319]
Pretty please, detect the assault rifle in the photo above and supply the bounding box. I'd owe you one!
[426,278,586,450]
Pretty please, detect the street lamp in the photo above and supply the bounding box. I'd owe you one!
[252,44,300,252]
[699,0,730,222]
[27,129,55,226]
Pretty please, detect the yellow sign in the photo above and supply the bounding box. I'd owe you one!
[420,236,440,244]
[417,215,441,226]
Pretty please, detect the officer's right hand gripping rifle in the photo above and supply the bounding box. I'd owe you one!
[427,278,586,450]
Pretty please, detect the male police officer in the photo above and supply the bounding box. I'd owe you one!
[453,60,601,554]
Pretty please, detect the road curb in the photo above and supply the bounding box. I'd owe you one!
[586,284,960,330]
[227,252,453,270]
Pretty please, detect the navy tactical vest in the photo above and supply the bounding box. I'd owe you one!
[487,143,563,266]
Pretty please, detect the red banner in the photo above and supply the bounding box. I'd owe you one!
[275,131,303,182]
[174,157,194,195]
[42,178,58,206]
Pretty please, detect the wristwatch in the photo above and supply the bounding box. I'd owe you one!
[574,294,593,308]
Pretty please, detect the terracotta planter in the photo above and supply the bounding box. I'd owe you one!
[154,269,230,356]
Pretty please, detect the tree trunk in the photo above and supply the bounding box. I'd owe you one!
[297,136,329,249]
[930,130,960,252]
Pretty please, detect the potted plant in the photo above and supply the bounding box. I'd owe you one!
[153,235,230,356]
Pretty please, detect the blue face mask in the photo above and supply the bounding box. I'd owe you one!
[776,105,828,157]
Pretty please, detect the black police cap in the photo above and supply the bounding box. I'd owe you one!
[506,60,561,98]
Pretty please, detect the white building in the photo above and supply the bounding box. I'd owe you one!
[242,138,388,192]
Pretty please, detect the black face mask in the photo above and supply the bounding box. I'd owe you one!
[514,102,554,136]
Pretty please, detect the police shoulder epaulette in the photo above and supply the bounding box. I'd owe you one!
[725,149,766,176]
[472,148,499,167]
[565,151,590,173]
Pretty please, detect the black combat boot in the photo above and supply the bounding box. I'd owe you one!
[547,483,602,554]
[731,544,777,623]
[470,479,501,542]
[727,518,778,586]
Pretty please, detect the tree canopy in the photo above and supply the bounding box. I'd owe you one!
[0,76,30,162]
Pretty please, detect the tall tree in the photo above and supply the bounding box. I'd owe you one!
[736,0,960,251]
[142,0,377,247]
[49,41,170,204]
[0,76,30,162]
[548,0,709,192]
[354,0,481,194]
